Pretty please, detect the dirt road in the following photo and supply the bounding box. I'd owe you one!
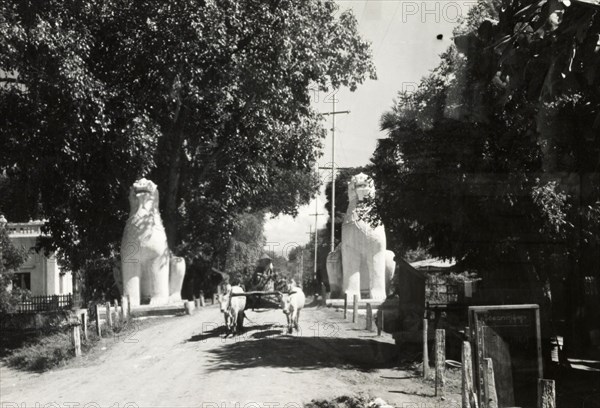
[0,303,459,408]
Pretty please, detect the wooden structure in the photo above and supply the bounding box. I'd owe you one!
[469,304,543,408]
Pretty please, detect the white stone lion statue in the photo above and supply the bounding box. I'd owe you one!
[326,173,395,300]
[120,178,185,306]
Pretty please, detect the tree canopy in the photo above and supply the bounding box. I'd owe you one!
[371,0,599,354]
[0,0,376,282]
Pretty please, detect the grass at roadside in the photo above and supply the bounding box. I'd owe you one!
[3,317,151,372]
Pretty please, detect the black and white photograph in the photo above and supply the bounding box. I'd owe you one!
[1,1,599,407]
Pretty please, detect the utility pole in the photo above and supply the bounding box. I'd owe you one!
[321,96,350,253]
[305,226,313,287]
[310,164,325,281]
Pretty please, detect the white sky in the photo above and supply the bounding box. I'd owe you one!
[264,0,475,257]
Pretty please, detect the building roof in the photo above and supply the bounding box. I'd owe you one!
[409,258,456,270]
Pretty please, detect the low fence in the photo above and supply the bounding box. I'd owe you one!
[16,294,73,313]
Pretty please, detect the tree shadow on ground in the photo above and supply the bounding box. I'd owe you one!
[187,325,228,342]
[187,323,280,342]
[303,298,322,308]
[205,336,398,372]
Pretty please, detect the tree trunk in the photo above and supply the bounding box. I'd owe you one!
[163,108,187,250]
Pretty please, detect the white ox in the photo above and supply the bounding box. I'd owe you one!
[219,285,247,335]
[280,286,305,334]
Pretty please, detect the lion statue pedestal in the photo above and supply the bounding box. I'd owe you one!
[120,178,185,307]
[326,173,395,301]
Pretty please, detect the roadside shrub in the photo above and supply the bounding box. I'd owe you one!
[6,331,74,372]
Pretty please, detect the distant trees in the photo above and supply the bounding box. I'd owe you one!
[371,0,599,354]
[0,0,376,299]
[222,212,266,287]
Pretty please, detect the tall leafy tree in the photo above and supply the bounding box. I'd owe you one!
[0,0,376,298]
[372,0,599,355]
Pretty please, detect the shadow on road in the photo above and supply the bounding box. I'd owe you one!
[187,325,229,342]
[205,336,398,372]
[187,324,282,342]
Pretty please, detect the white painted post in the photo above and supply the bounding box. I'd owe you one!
[113,299,120,324]
[95,304,102,336]
[81,311,88,341]
[106,302,113,328]
[121,296,128,320]
[127,294,132,317]
[343,293,348,319]
[366,303,373,331]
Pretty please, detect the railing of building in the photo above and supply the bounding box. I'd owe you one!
[6,221,44,237]
[16,294,73,313]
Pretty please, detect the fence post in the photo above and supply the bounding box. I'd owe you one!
[113,299,120,323]
[462,341,478,408]
[212,294,217,305]
[81,311,88,341]
[320,283,327,306]
[483,358,498,408]
[352,295,358,323]
[366,303,373,331]
[95,303,102,336]
[183,300,192,314]
[343,293,348,319]
[106,302,113,328]
[121,296,128,320]
[377,309,384,336]
[71,323,82,357]
[423,319,429,378]
[435,329,446,397]
[538,379,556,408]
[199,292,205,307]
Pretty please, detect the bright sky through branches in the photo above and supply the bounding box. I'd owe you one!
[264,0,474,255]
